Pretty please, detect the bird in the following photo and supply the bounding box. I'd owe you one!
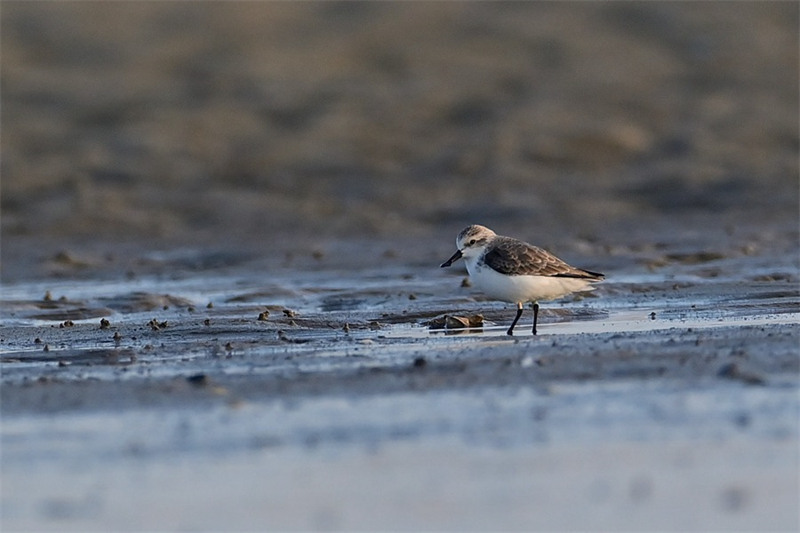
[440,224,604,335]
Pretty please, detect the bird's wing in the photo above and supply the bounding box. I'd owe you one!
[483,237,602,279]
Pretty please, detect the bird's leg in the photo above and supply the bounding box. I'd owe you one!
[532,302,539,335]
[507,302,524,336]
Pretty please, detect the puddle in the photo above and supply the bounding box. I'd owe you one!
[413,312,800,338]
[2,264,798,350]
[1,253,797,390]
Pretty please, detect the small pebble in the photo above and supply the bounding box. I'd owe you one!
[186,373,209,386]
[413,356,427,368]
[717,362,766,385]
[148,318,168,330]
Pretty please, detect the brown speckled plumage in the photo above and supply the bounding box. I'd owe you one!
[482,236,604,279]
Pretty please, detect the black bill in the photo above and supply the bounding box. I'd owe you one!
[440,249,463,268]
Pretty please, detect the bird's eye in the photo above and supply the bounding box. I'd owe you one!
[468,239,476,246]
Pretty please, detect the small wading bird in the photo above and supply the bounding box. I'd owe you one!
[441,224,604,335]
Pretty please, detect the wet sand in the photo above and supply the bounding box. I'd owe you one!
[2,2,799,531]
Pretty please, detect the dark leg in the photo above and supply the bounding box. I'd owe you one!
[507,302,524,336]
[532,303,540,335]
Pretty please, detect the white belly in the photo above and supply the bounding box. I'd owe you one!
[467,261,595,303]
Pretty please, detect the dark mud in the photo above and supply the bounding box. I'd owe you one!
[2,2,799,531]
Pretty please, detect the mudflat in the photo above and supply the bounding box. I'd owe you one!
[2,3,798,530]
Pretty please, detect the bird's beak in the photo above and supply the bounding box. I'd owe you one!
[440,249,463,268]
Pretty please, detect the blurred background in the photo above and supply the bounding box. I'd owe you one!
[2,2,797,279]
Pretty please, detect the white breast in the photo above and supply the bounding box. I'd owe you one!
[466,257,595,303]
